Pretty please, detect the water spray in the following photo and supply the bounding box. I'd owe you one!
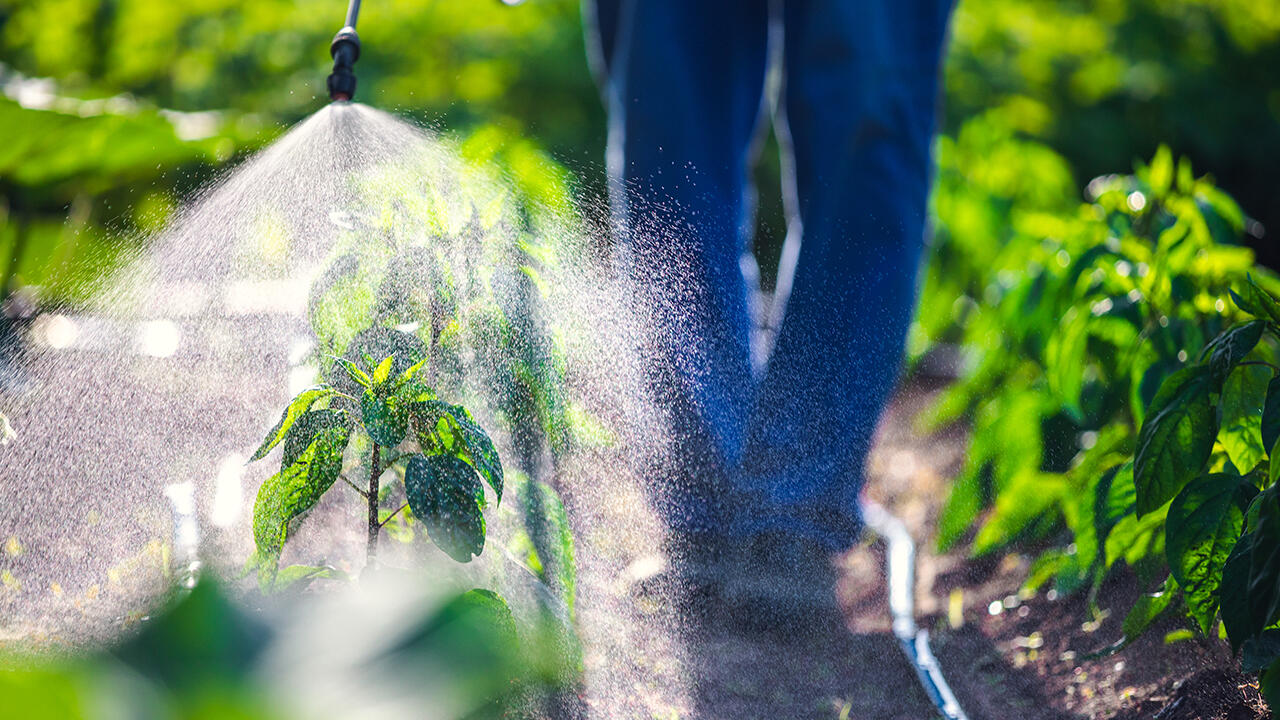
[326,0,362,101]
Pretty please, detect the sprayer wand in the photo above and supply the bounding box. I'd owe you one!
[327,0,362,101]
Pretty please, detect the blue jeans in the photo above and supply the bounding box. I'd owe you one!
[588,0,954,551]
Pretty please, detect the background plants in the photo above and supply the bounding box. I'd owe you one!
[917,130,1280,703]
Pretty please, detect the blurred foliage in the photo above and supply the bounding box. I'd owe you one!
[0,580,574,719]
[1,0,1278,304]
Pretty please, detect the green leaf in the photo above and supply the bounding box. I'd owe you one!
[1231,277,1280,327]
[973,470,1065,557]
[1219,363,1273,473]
[1262,376,1280,452]
[282,409,352,468]
[517,477,577,617]
[1147,145,1173,195]
[1262,661,1280,711]
[1204,321,1264,387]
[394,356,430,388]
[334,357,372,389]
[1114,575,1178,651]
[1134,366,1217,516]
[249,386,336,462]
[1221,486,1280,650]
[371,355,394,385]
[1164,474,1255,633]
[415,401,504,503]
[1095,463,1136,552]
[332,326,428,396]
[1242,630,1280,673]
[362,389,408,447]
[252,425,351,573]
[405,453,487,562]
[271,565,347,594]
[937,463,984,551]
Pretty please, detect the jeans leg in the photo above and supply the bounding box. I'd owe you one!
[737,0,955,549]
[596,0,771,534]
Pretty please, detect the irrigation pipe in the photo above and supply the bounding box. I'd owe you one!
[862,500,969,720]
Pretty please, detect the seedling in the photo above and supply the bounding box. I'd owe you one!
[247,325,503,588]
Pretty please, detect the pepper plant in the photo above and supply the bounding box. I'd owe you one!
[247,325,504,587]
[916,137,1280,705]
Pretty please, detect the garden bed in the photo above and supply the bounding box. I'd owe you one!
[859,379,1269,719]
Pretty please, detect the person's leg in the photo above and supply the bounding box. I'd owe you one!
[737,0,955,549]
[590,0,771,535]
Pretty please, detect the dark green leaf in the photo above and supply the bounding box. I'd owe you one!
[282,409,352,468]
[1220,362,1272,473]
[249,386,335,462]
[1205,321,1264,387]
[1134,366,1217,515]
[415,401,504,502]
[1095,463,1136,552]
[405,453,487,562]
[362,389,408,447]
[1231,277,1280,327]
[1122,575,1177,643]
[1221,486,1280,650]
[1262,661,1280,710]
[1164,474,1255,633]
[113,581,269,690]
[1264,376,1280,453]
[252,425,351,571]
[1242,630,1280,673]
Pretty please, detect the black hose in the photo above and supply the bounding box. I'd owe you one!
[326,0,362,101]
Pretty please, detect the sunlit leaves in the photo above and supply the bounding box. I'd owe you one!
[405,454,487,563]
[1163,474,1255,632]
[1218,362,1273,473]
[1134,366,1217,516]
[415,401,504,502]
[252,424,351,576]
[250,386,337,462]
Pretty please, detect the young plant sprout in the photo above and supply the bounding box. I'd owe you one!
[247,326,503,589]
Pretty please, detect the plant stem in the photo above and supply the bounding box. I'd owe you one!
[366,442,381,569]
[341,475,368,498]
[379,503,408,528]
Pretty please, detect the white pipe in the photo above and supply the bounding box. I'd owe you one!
[862,501,968,720]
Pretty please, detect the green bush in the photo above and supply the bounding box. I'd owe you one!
[920,120,1280,704]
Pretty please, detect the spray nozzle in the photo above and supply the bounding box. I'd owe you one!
[327,26,360,101]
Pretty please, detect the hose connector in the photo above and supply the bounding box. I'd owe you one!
[327,26,360,101]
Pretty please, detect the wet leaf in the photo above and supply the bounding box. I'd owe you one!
[249,386,336,462]
[415,401,504,502]
[282,408,352,468]
[333,326,427,396]
[252,425,351,572]
[405,453,487,562]
[362,389,408,447]
[1204,321,1263,387]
